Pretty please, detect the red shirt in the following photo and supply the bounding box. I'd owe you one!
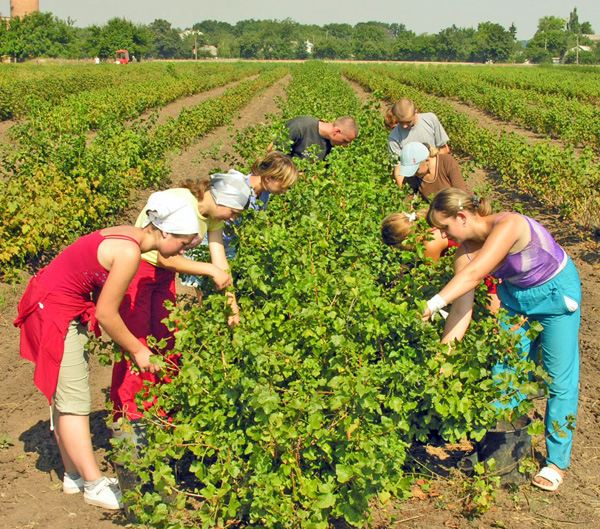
[14,231,138,403]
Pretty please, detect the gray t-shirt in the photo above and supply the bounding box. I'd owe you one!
[282,116,332,160]
[387,113,449,166]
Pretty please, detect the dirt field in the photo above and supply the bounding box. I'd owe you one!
[0,75,599,529]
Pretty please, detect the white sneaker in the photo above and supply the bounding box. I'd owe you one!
[83,477,124,510]
[63,472,85,494]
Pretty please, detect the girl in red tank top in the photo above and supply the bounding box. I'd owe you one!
[381,209,456,261]
[14,192,199,510]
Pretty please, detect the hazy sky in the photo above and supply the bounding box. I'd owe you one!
[7,1,600,40]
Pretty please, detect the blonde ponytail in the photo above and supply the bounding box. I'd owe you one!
[427,189,491,229]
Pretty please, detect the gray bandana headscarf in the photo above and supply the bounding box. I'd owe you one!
[209,170,251,210]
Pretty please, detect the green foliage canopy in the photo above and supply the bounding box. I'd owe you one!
[0,11,72,61]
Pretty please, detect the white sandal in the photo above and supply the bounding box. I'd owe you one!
[532,466,563,491]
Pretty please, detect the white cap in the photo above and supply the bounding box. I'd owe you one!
[143,191,200,235]
[399,143,430,177]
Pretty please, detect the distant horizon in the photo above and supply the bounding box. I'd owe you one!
[2,1,599,41]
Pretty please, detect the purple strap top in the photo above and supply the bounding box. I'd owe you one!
[465,213,566,288]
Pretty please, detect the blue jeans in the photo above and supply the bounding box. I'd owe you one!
[494,258,581,469]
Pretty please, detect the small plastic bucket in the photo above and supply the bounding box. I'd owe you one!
[476,415,532,484]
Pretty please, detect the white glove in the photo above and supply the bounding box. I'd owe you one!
[427,294,448,320]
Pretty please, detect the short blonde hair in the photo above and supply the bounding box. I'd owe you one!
[381,209,428,247]
[427,189,491,229]
[392,98,415,121]
[252,151,299,190]
[334,116,359,137]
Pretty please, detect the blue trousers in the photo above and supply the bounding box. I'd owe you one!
[494,258,581,469]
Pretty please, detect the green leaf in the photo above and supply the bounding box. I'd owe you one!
[335,464,353,483]
[315,492,336,509]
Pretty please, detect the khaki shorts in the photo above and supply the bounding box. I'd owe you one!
[53,320,91,415]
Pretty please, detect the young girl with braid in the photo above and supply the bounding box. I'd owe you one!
[381,208,500,312]
[382,209,459,262]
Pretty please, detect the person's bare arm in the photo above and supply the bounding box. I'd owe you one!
[207,230,240,326]
[95,241,159,373]
[207,230,229,270]
[440,249,475,343]
[441,291,475,343]
[393,165,405,187]
[388,136,404,187]
[225,291,240,327]
[157,253,231,290]
[439,144,450,154]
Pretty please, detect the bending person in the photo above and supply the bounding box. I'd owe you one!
[381,209,459,262]
[397,142,470,202]
[111,171,253,425]
[388,98,450,188]
[180,151,298,297]
[269,116,358,161]
[381,209,500,312]
[14,193,199,510]
[421,189,581,492]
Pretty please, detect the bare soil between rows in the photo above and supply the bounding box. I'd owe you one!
[1,75,599,529]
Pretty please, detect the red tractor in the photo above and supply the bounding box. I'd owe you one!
[115,49,130,64]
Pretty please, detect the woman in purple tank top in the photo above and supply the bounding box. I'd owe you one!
[421,188,581,493]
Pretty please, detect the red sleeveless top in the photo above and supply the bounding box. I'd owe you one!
[14,231,140,403]
[39,231,139,297]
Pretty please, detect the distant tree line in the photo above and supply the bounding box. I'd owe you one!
[525,9,598,64]
[0,8,597,64]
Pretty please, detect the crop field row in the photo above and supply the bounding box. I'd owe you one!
[342,64,600,231]
[1,60,598,528]
[0,62,266,121]
[368,64,600,150]
[0,63,286,278]
[450,64,600,103]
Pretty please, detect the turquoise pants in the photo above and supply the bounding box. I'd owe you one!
[494,258,581,470]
